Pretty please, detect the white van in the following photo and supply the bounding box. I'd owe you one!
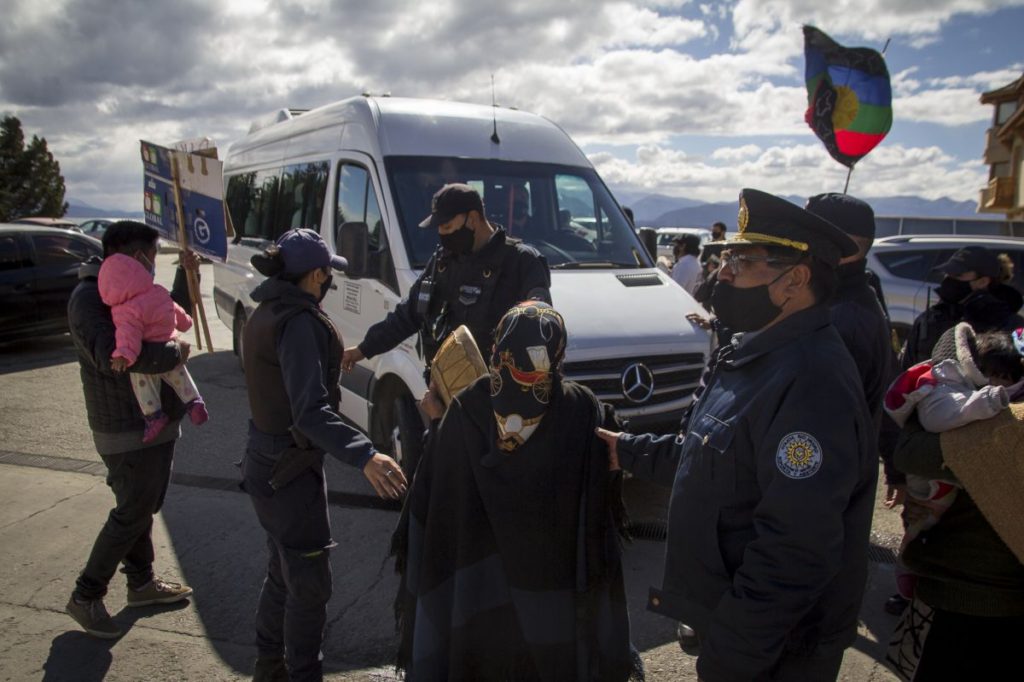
[213,96,710,462]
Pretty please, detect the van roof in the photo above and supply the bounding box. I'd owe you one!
[226,96,592,171]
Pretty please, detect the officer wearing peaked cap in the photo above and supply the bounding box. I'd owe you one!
[599,188,877,681]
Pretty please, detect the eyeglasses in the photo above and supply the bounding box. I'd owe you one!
[720,251,798,275]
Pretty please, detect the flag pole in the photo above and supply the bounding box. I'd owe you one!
[843,165,853,194]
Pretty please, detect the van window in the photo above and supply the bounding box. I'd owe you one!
[336,162,396,291]
[337,163,385,247]
[279,162,329,232]
[226,169,284,241]
[386,157,649,269]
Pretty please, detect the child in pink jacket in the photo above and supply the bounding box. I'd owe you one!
[98,252,208,443]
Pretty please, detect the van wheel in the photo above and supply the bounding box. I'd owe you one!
[390,394,425,477]
[233,307,247,372]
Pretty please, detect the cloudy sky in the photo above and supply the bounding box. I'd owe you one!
[2,0,1023,212]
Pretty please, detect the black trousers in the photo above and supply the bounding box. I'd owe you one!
[75,440,175,600]
[243,430,334,682]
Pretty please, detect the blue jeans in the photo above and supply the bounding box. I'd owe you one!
[243,427,334,682]
[75,441,175,600]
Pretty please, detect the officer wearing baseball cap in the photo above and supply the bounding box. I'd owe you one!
[902,244,1023,369]
[341,183,551,468]
[241,228,407,681]
[599,188,876,680]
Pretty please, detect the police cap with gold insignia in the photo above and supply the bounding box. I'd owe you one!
[719,188,857,268]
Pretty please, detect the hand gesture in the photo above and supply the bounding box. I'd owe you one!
[179,250,201,272]
[341,346,364,372]
[685,312,712,330]
[363,452,408,499]
[418,382,445,421]
[110,356,130,373]
[595,427,622,471]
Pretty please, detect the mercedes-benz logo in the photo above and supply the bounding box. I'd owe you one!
[621,362,655,404]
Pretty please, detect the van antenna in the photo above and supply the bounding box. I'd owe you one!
[490,74,501,144]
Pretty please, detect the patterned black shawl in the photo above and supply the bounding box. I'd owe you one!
[393,377,642,681]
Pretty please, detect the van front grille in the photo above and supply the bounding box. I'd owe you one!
[563,352,705,411]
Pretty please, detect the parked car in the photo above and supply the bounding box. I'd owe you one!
[867,234,1024,339]
[10,217,82,232]
[0,224,102,343]
[78,218,115,239]
[654,226,712,260]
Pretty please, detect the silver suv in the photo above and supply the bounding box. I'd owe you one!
[867,234,1024,338]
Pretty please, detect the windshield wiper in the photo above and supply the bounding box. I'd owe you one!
[551,261,639,269]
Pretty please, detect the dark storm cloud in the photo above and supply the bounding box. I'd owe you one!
[0,0,219,106]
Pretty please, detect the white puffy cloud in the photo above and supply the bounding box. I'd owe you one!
[589,141,988,202]
[733,0,1024,49]
[0,0,1018,210]
[710,144,764,160]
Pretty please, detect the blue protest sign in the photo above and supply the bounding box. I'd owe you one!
[141,140,228,262]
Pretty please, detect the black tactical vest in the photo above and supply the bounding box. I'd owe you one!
[243,294,343,435]
[420,232,526,363]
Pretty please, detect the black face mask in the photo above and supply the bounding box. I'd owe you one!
[711,269,791,333]
[318,273,333,303]
[440,221,475,255]
[936,276,973,304]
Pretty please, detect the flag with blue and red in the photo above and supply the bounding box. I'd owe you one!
[804,26,892,168]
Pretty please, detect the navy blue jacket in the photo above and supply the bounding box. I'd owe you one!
[830,263,902,483]
[618,306,877,682]
[245,278,374,469]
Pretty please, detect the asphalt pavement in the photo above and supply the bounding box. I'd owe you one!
[0,253,903,680]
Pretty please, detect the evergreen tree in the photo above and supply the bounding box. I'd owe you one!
[0,116,68,222]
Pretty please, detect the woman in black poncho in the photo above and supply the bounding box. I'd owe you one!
[394,301,643,682]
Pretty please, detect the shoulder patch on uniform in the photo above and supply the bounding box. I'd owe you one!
[775,432,822,480]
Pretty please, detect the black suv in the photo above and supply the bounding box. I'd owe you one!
[0,224,102,343]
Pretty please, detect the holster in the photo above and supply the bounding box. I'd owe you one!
[268,427,324,490]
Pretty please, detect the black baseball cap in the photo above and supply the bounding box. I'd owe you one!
[935,246,1000,279]
[716,188,857,268]
[805,192,876,241]
[418,183,485,229]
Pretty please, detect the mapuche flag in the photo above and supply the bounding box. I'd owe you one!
[804,25,892,168]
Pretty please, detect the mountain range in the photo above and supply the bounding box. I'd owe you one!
[64,199,143,219]
[610,190,989,228]
[66,192,989,227]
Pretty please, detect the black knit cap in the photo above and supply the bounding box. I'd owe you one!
[805,192,876,241]
[714,188,857,268]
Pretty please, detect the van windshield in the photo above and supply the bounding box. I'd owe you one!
[385,156,651,269]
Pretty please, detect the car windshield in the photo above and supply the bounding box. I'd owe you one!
[385,156,651,269]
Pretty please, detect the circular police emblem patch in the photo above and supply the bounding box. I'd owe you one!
[775,432,822,479]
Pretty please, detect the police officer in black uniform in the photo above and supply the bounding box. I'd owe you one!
[341,183,551,395]
[599,189,878,681]
[241,229,407,682]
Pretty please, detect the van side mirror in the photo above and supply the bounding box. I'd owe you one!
[338,221,369,279]
[638,227,658,261]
